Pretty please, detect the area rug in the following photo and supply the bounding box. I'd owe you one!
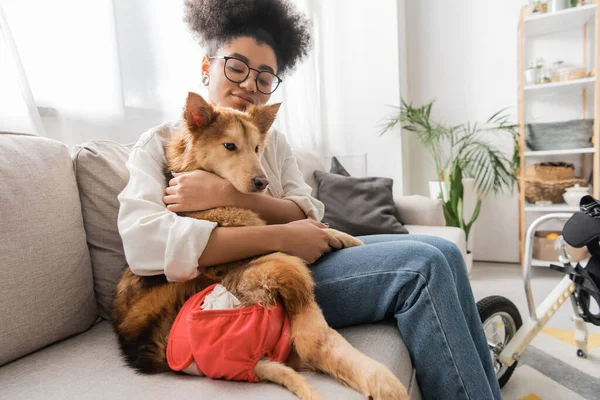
[501,329,600,400]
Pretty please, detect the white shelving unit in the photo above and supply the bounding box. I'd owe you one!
[524,3,597,37]
[524,203,580,212]
[524,76,596,94]
[518,4,600,266]
[524,147,595,157]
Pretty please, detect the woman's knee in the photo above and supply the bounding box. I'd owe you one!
[388,241,454,279]
[425,237,468,279]
[414,236,465,266]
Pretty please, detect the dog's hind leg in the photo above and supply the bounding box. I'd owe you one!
[291,303,409,400]
[254,359,322,400]
[227,254,408,400]
[285,347,316,372]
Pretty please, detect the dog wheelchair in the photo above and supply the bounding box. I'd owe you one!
[477,195,600,387]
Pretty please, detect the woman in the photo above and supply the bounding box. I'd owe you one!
[117,1,502,399]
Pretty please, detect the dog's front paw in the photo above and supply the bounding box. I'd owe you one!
[324,229,363,248]
[369,365,409,400]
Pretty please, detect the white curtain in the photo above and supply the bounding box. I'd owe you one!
[0,0,322,150]
[1,0,402,190]
[270,0,324,154]
[275,0,404,184]
[0,5,45,137]
[1,1,125,144]
[1,0,203,147]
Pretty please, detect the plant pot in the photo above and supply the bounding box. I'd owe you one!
[429,180,448,202]
[466,250,473,276]
[429,179,477,255]
[462,178,477,254]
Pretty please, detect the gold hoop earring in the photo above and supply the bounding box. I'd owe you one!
[202,74,210,86]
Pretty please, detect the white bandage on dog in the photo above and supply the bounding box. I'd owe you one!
[200,284,242,310]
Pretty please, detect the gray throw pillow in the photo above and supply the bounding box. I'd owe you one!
[314,170,408,236]
[330,156,350,176]
[71,141,132,320]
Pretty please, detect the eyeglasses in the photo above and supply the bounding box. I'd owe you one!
[209,56,282,95]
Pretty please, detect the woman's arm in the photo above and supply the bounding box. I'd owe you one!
[231,192,306,224]
[118,145,218,282]
[164,130,324,224]
[119,132,339,282]
[164,170,305,224]
[197,219,341,268]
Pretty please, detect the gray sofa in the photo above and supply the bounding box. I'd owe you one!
[0,132,466,399]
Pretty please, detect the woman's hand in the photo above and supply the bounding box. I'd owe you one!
[163,170,238,213]
[279,219,343,264]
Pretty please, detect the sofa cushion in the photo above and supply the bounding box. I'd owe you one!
[0,320,421,400]
[314,170,409,236]
[0,132,97,367]
[71,141,132,320]
[395,195,444,226]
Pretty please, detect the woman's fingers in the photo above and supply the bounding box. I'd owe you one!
[165,186,177,195]
[166,203,183,212]
[327,235,343,250]
[163,194,180,206]
[307,219,328,229]
[304,220,342,250]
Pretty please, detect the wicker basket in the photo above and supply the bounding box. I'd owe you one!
[525,162,575,181]
[524,177,587,204]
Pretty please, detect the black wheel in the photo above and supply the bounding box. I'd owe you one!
[477,296,523,388]
[577,349,586,358]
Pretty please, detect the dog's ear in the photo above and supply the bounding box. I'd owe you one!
[183,92,215,130]
[247,103,281,133]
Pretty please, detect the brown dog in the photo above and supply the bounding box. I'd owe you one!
[112,92,408,400]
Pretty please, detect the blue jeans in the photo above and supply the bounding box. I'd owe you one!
[310,234,502,400]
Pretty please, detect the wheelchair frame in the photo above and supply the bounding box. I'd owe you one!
[497,212,590,367]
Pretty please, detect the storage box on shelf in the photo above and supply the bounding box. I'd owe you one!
[533,230,590,262]
[526,119,594,150]
[518,3,600,266]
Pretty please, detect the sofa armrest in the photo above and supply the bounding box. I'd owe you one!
[395,195,445,226]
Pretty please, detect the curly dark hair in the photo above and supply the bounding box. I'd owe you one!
[184,0,312,76]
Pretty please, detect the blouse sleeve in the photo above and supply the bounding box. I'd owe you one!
[117,146,218,282]
[276,133,325,221]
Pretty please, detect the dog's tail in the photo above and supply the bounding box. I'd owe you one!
[236,253,314,316]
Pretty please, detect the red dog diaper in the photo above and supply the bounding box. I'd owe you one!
[167,284,291,382]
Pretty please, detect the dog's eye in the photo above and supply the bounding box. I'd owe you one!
[255,146,259,153]
[224,143,237,151]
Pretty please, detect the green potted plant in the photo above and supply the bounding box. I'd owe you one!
[380,100,519,270]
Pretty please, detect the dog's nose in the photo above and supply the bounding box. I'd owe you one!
[252,176,269,191]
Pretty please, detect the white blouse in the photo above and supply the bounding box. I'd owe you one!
[117,120,324,282]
